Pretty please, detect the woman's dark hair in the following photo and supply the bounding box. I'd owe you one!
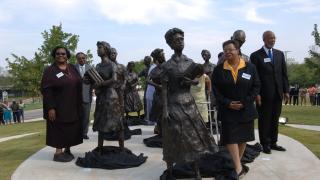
[165,28,184,46]
[222,40,240,49]
[51,46,71,59]
[150,48,163,62]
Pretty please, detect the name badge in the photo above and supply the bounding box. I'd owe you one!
[242,73,251,80]
[56,72,64,78]
[264,58,271,63]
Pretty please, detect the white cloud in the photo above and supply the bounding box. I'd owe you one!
[245,6,273,24]
[226,0,280,24]
[284,0,320,13]
[92,0,213,25]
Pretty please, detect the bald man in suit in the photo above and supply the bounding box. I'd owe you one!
[250,31,289,154]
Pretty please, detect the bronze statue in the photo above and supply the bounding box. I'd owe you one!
[85,41,124,152]
[124,61,143,119]
[201,49,215,78]
[147,48,166,135]
[161,28,218,179]
[231,30,249,62]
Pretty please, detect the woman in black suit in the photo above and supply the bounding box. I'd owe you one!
[212,40,260,177]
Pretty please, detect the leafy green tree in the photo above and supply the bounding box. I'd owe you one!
[287,63,317,87]
[6,24,92,97]
[305,24,320,83]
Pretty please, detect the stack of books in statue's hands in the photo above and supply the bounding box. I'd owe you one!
[183,62,204,80]
[85,68,104,84]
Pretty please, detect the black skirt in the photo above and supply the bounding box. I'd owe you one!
[220,120,254,145]
[46,120,83,148]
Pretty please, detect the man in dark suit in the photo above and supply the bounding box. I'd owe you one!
[75,52,92,140]
[250,31,289,154]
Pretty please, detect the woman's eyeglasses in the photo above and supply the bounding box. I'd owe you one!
[55,52,66,56]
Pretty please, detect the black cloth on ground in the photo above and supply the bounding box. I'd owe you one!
[76,146,147,169]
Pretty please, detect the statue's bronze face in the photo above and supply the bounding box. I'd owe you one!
[202,51,211,61]
[158,52,166,64]
[171,33,184,51]
[97,45,107,57]
[110,50,117,62]
[232,30,246,47]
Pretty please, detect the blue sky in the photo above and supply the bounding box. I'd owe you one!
[1,0,319,67]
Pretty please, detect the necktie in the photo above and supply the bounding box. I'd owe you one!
[80,66,85,77]
[268,49,274,64]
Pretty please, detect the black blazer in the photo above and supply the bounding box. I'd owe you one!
[250,48,289,100]
[212,62,260,123]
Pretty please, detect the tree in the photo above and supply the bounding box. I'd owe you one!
[287,63,317,87]
[6,24,93,97]
[305,24,320,83]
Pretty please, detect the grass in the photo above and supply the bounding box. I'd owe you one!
[0,122,46,180]
[24,102,43,111]
[279,125,320,159]
[281,105,320,125]
[0,121,45,138]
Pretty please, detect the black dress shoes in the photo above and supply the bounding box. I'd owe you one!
[53,153,73,162]
[270,144,286,151]
[262,145,271,154]
[64,148,75,159]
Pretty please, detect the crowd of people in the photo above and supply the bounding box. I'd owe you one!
[40,28,291,179]
[0,99,25,125]
[285,84,320,106]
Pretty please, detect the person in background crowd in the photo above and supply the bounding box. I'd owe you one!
[10,100,20,123]
[3,101,12,124]
[316,85,320,106]
[41,46,83,162]
[299,87,307,106]
[0,102,5,125]
[75,52,93,140]
[308,85,316,106]
[18,99,25,123]
[288,86,294,105]
[250,30,289,154]
[292,84,299,106]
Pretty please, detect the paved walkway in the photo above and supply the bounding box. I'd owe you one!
[286,124,320,131]
[11,127,320,180]
[0,132,39,143]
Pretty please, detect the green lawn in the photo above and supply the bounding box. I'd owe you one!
[281,105,320,125]
[0,121,46,180]
[279,125,320,159]
[24,102,43,111]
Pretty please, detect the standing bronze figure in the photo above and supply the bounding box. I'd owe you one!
[86,41,124,151]
[161,28,218,179]
[124,61,143,119]
[147,48,166,135]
